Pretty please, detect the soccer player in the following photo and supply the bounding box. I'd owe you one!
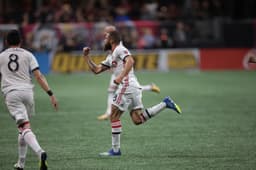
[0,30,58,170]
[83,30,181,156]
[97,25,160,120]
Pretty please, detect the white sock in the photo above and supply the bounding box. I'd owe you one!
[112,134,120,152]
[111,120,122,152]
[17,133,27,168]
[140,102,166,121]
[22,129,44,159]
[141,84,152,91]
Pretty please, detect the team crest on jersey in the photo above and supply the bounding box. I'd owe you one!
[112,61,117,67]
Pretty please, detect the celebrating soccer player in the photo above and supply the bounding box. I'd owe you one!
[83,30,181,156]
[97,25,160,120]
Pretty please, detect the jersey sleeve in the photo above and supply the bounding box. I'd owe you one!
[101,54,112,67]
[29,52,39,71]
[115,46,131,61]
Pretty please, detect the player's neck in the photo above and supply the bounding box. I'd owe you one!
[111,44,118,51]
[9,45,20,48]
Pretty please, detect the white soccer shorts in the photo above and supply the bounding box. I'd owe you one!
[5,90,35,124]
[112,86,144,112]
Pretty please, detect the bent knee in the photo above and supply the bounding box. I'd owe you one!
[17,121,31,131]
[130,109,143,125]
[132,119,142,125]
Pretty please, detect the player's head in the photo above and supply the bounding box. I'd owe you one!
[104,30,121,51]
[104,25,116,35]
[109,31,121,44]
[6,29,21,46]
[103,25,117,42]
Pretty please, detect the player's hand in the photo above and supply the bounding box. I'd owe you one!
[114,76,122,85]
[83,47,90,56]
[50,95,58,111]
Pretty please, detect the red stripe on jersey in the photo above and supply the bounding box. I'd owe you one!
[116,92,124,104]
[116,76,129,104]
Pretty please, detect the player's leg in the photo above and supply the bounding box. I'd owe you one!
[98,75,118,120]
[141,83,160,93]
[130,94,181,125]
[13,131,28,170]
[18,122,47,170]
[6,91,47,170]
[99,104,124,156]
[99,90,128,156]
[110,105,123,153]
[23,90,48,170]
[6,91,28,169]
[97,91,114,120]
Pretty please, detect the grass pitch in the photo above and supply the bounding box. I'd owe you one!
[0,71,256,170]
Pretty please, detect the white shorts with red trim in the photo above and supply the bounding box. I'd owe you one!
[112,86,143,112]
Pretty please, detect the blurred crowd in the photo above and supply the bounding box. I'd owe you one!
[0,0,255,51]
[0,0,232,24]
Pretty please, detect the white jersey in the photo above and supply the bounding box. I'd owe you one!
[0,47,39,95]
[101,43,141,93]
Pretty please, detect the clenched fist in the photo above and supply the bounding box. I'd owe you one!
[83,47,91,56]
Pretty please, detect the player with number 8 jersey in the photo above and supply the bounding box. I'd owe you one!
[0,30,58,170]
[0,47,38,94]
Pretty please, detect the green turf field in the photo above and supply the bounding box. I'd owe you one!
[0,71,256,170]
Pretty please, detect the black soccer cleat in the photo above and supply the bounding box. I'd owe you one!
[14,163,23,170]
[39,152,48,170]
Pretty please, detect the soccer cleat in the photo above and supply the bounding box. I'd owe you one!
[151,83,160,93]
[97,113,109,120]
[39,152,48,170]
[163,96,182,114]
[99,148,121,157]
[14,163,23,170]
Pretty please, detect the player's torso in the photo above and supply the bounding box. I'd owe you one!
[110,45,141,90]
[0,48,34,94]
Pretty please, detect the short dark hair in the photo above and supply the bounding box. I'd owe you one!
[109,30,121,44]
[6,29,21,46]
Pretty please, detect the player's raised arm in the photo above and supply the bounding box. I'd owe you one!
[83,47,109,74]
[32,69,58,111]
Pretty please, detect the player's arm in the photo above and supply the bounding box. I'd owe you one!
[249,56,256,63]
[83,47,109,74]
[32,69,58,111]
[114,55,134,84]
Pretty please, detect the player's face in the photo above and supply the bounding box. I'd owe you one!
[103,33,111,51]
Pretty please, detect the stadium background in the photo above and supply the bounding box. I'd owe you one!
[0,0,256,170]
[0,0,256,73]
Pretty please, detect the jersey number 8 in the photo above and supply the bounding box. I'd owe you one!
[8,54,19,72]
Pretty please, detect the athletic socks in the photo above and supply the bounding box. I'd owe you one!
[106,92,114,116]
[17,133,27,168]
[22,129,44,159]
[111,120,122,152]
[141,85,152,91]
[140,102,166,122]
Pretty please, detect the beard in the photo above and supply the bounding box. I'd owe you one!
[103,42,112,51]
